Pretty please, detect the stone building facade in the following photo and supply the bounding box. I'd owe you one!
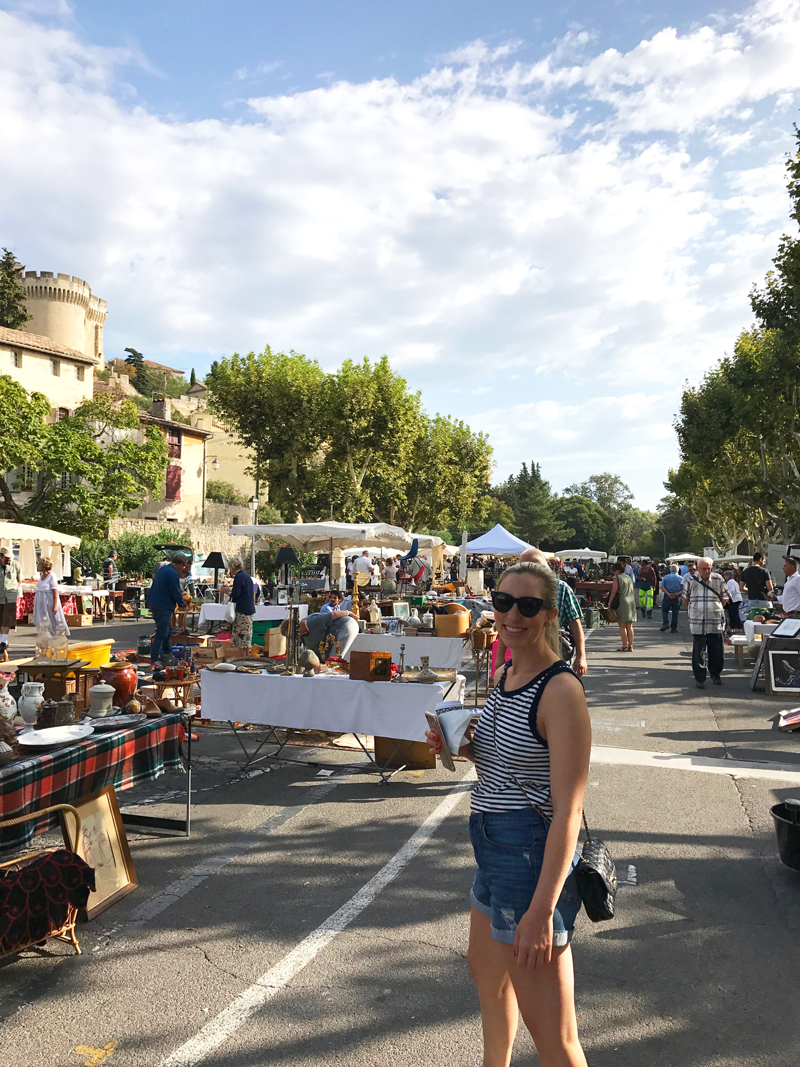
[20,271,107,367]
[0,325,96,412]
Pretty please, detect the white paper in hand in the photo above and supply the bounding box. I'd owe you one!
[435,701,477,755]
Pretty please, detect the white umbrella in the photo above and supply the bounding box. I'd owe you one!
[235,521,412,553]
[553,548,607,561]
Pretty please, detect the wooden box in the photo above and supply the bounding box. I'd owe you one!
[349,649,393,682]
[268,630,286,658]
[64,613,93,627]
[434,612,470,638]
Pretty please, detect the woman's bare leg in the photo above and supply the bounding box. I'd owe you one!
[625,621,634,649]
[617,623,629,650]
[508,945,587,1067]
[468,907,518,1067]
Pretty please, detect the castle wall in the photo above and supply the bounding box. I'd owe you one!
[21,272,107,366]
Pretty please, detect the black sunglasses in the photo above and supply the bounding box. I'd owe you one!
[490,590,553,617]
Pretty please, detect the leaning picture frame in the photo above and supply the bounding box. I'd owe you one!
[60,786,137,920]
[392,601,410,620]
[768,648,800,696]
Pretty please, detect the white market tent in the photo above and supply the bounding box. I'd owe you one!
[0,520,81,581]
[553,548,607,561]
[465,524,533,556]
[667,552,701,562]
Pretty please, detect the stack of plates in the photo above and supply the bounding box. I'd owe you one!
[17,723,95,750]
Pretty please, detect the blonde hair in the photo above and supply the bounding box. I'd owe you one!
[38,557,53,572]
[497,561,562,658]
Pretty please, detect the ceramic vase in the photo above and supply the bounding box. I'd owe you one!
[98,662,137,708]
[17,681,45,725]
[0,677,17,723]
[89,682,116,717]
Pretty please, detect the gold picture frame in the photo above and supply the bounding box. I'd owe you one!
[60,786,137,920]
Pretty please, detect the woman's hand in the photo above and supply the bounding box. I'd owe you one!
[513,903,554,969]
[424,727,441,758]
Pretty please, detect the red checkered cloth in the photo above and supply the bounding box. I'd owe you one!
[0,715,186,854]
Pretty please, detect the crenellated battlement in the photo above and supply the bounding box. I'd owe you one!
[20,269,107,365]
[22,271,107,316]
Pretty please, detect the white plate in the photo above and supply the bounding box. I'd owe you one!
[84,714,147,732]
[18,723,95,748]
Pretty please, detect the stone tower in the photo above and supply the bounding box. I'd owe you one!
[20,271,107,367]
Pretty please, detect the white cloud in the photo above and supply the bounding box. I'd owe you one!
[0,0,798,510]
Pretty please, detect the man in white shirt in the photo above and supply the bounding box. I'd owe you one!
[724,569,744,629]
[353,551,373,576]
[781,555,800,614]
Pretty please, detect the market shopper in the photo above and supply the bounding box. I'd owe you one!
[683,557,729,689]
[282,608,359,661]
[739,552,773,614]
[425,560,591,1067]
[103,549,119,589]
[0,546,21,661]
[33,557,70,638]
[723,569,744,630]
[635,559,656,619]
[228,558,256,648]
[146,553,189,665]
[659,564,683,632]
[511,548,588,676]
[781,555,800,615]
[609,561,637,651]
[320,591,342,614]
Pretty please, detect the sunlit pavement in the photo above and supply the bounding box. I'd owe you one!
[2,616,800,1066]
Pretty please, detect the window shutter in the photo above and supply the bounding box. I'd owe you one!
[165,464,182,501]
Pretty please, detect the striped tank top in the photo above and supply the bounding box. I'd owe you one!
[470,660,578,816]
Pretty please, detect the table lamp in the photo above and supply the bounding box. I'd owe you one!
[202,551,229,593]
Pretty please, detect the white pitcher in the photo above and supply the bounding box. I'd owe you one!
[18,681,45,725]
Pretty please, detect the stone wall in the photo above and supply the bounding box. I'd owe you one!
[108,517,252,559]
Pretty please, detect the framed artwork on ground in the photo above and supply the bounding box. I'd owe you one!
[60,786,137,920]
[768,649,800,695]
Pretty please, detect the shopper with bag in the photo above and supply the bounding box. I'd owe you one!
[608,560,637,651]
[682,556,729,688]
[426,561,592,1067]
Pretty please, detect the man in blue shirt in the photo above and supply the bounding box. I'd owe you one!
[320,592,342,615]
[659,564,684,632]
[146,554,189,664]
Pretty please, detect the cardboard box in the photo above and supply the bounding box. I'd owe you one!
[349,649,392,681]
[268,630,286,658]
[434,612,470,638]
[64,613,92,627]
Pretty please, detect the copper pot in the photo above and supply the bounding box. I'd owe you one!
[98,662,138,707]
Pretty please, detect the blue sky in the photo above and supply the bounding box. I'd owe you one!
[1,0,799,510]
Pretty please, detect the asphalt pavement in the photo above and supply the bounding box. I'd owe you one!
[3,614,800,1066]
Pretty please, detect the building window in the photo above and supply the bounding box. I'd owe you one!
[165,464,182,501]
[12,352,21,368]
[167,428,182,459]
[50,359,60,376]
[76,366,85,382]
[57,407,70,421]
[16,465,35,491]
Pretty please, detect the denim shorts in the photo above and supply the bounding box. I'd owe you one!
[469,809,581,946]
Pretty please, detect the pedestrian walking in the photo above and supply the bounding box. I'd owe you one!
[635,559,656,618]
[0,546,21,661]
[659,564,683,632]
[608,560,637,651]
[33,557,70,638]
[426,560,591,1067]
[683,557,729,688]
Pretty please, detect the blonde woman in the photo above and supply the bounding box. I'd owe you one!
[608,560,636,651]
[427,561,591,1067]
[33,557,70,636]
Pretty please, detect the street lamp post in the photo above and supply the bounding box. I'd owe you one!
[249,495,258,577]
[654,527,667,558]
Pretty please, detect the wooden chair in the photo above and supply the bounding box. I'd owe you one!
[0,804,86,957]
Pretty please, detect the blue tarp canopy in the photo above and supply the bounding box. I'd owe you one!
[464,524,533,556]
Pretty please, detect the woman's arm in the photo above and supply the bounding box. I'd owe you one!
[514,674,591,969]
[608,577,619,603]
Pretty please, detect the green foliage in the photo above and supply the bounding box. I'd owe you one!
[481,497,516,532]
[79,526,193,577]
[549,496,615,552]
[494,462,574,546]
[563,473,633,515]
[206,479,247,505]
[0,383,170,538]
[168,408,190,424]
[206,347,493,530]
[256,502,283,524]
[163,376,190,399]
[0,249,31,331]
[124,348,155,397]
[94,367,111,383]
[190,368,197,387]
[76,537,112,575]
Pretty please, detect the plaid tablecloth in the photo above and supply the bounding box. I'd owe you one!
[0,715,186,854]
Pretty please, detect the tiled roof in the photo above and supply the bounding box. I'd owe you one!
[0,325,95,365]
[139,413,213,439]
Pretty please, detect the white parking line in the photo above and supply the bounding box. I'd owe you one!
[157,771,476,1067]
[592,745,800,783]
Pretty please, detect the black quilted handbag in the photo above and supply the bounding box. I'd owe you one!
[574,813,617,922]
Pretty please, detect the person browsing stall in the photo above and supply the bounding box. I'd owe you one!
[723,569,744,630]
[780,555,800,615]
[228,558,256,649]
[739,552,773,613]
[280,607,359,661]
[320,591,342,614]
[0,546,21,661]
[659,564,683,632]
[146,553,189,665]
[425,561,591,1067]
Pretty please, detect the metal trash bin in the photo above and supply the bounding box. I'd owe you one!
[771,800,800,872]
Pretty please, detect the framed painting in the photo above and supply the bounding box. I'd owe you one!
[392,601,410,620]
[60,786,137,920]
[768,648,800,696]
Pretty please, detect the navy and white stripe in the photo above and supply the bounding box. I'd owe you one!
[471,661,575,817]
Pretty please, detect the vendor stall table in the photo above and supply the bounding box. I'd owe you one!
[197,603,309,628]
[199,669,465,783]
[0,714,189,855]
[743,620,780,646]
[575,581,613,604]
[350,633,464,669]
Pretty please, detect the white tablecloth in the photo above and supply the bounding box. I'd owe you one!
[200,670,466,741]
[198,603,309,626]
[350,633,464,669]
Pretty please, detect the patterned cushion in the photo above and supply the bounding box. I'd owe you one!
[0,849,95,953]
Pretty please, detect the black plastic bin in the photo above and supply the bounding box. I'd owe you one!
[771,802,800,872]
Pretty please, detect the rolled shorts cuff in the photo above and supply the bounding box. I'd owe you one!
[470,888,573,945]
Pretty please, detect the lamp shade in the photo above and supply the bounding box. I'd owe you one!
[202,551,229,571]
[273,546,300,568]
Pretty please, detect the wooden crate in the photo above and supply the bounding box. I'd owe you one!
[64,613,93,627]
[349,649,392,681]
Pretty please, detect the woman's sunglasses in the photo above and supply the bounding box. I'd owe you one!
[490,590,553,617]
